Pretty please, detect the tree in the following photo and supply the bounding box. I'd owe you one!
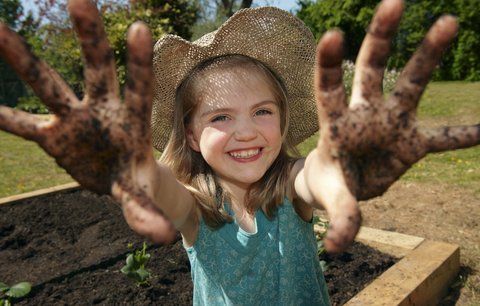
[219,0,253,17]
[0,0,199,110]
[192,0,254,40]
[129,0,199,39]
[0,0,22,28]
[450,0,480,81]
[387,0,455,78]
[297,0,480,81]
[19,0,199,98]
[101,0,198,87]
[296,0,377,62]
[0,0,36,107]
[199,0,253,19]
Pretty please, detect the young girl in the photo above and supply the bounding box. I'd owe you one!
[0,0,478,305]
[159,54,331,304]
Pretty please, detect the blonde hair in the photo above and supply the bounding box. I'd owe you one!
[161,54,299,228]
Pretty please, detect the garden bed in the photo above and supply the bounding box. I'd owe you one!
[0,185,458,305]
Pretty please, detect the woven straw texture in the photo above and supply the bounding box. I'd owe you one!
[152,6,318,150]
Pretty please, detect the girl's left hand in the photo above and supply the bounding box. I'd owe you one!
[305,0,480,253]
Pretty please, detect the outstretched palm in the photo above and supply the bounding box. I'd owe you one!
[0,0,175,243]
[307,0,479,252]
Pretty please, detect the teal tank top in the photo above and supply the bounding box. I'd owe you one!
[184,198,331,305]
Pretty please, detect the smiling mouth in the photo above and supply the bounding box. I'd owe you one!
[228,148,261,159]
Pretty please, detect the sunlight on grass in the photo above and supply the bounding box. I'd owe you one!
[418,82,480,120]
[402,149,480,193]
[0,131,73,198]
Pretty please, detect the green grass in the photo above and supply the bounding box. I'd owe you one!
[0,82,479,198]
[418,81,480,119]
[0,131,73,198]
[296,81,480,194]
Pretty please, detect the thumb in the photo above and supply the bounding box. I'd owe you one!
[323,199,362,254]
[112,182,177,244]
[306,148,362,253]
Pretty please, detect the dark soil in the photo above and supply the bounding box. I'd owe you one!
[0,189,397,305]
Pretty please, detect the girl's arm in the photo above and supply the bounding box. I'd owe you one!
[0,0,196,243]
[294,0,480,253]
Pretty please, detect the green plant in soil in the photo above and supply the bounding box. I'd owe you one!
[0,281,31,306]
[120,242,152,286]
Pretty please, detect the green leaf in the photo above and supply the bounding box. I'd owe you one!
[121,242,152,285]
[126,254,141,270]
[136,268,151,282]
[6,282,31,298]
[320,260,329,272]
[120,265,133,274]
[0,282,9,292]
[125,254,135,267]
[121,256,137,273]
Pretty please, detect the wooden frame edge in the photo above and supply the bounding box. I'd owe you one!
[355,226,425,257]
[0,182,80,206]
[345,237,459,305]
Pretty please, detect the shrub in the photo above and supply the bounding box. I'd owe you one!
[15,96,49,114]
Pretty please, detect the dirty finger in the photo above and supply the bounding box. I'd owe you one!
[0,24,79,115]
[0,106,52,141]
[68,0,119,101]
[123,22,155,136]
[351,0,404,107]
[425,124,480,153]
[315,30,347,124]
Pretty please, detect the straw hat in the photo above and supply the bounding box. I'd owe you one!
[151,6,318,151]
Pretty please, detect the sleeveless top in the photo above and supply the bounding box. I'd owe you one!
[184,198,331,305]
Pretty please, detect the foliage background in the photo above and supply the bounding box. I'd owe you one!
[2,0,480,111]
[296,0,480,81]
[0,0,200,111]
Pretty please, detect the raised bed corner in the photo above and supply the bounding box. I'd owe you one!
[346,227,459,305]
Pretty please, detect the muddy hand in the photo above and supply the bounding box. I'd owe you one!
[0,0,176,243]
[308,0,479,253]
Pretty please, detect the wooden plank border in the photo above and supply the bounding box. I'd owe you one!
[345,227,460,306]
[355,226,425,257]
[345,239,459,305]
[0,182,80,205]
[316,224,459,305]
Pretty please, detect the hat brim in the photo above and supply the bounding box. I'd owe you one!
[151,6,318,151]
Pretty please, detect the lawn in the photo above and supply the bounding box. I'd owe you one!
[0,131,73,197]
[0,81,479,198]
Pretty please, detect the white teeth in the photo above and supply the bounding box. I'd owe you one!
[229,149,260,159]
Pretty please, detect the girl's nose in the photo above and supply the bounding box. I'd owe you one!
[234,117,257,141]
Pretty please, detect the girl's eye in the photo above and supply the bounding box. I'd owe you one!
[211,115,228,122]
[255,109,273,116]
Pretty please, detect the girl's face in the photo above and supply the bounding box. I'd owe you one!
[186,68,282,191]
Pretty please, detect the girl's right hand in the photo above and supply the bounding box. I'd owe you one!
[0,0,176,243]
